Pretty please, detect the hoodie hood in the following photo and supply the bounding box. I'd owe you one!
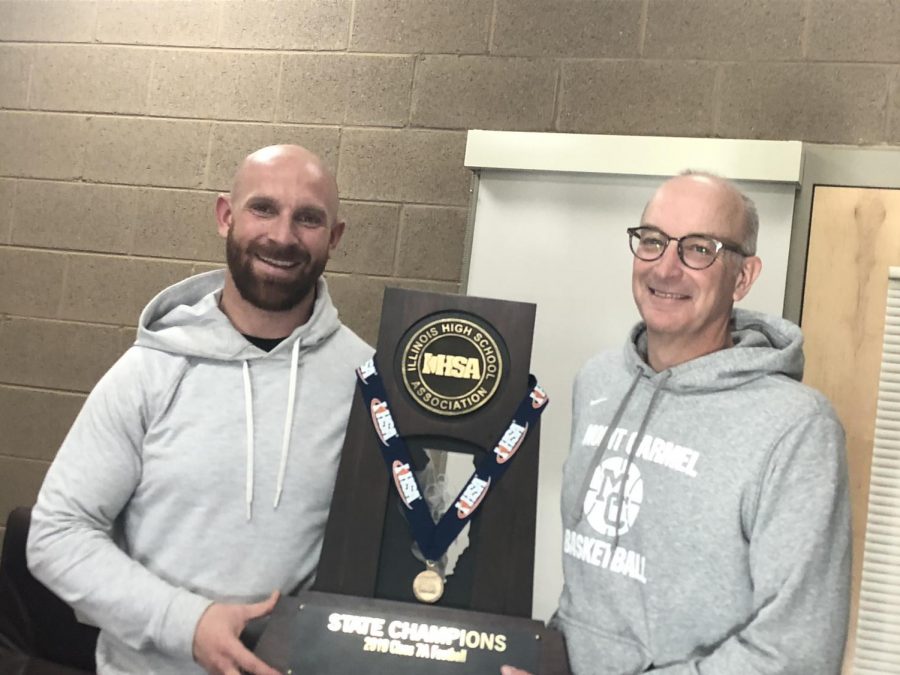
[135,269,341,359]
[625,307,805,392]
[573,308,806,538]
[134,269,346,521]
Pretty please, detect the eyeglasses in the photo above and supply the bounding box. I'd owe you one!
[626,226,746,270]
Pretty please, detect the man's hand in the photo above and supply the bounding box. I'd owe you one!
[500,666,533,675]
[193,591,281,675]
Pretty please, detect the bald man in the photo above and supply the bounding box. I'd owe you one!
[505,173,851,674]
[28,145,372,674]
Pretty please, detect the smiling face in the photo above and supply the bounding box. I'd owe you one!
[216,146,343,314]
[632,174,761,367]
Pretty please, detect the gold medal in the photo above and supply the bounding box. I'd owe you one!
[412,561,444,604]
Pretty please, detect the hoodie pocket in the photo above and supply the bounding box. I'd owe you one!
[554,610,651,675]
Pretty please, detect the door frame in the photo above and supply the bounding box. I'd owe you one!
[785,143,900,324]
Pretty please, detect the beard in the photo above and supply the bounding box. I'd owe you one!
[225,227,325,312]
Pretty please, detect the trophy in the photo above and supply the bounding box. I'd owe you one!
[254,288,569,674]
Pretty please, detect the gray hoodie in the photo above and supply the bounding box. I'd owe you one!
[552,309,851,674]
[27,270,372,674]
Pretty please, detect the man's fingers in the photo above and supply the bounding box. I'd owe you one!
[262,590,280,610]
[232,641,280,675]
[243,590,280,621]
[500,667,532,675]
[235,591,279,625]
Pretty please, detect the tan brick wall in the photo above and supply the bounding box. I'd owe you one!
[0,0,898,539]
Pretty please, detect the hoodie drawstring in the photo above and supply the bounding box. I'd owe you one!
[242,361,254,521]
[611,370,670,550]
[574,368,642,527]
[241,338,301,521]
[575,367,671,550]
[274,338,300,509]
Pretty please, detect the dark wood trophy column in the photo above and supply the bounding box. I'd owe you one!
[254,288,569,674]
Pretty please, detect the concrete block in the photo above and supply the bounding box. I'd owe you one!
[205,123,340,191]
[0,112,86,180]
[59,255,196,326]
[0,45,31,110]
[0,248,66,318]
[149,50,280,122]
[0,317,124,392]
[0,0,95,42]
[0,179,13,243]
[808,0,900,62]
[350,0,491,54]
[337,129,470,206]
[328,201,399,275]
[411,55,556,131]
[396,205,467,281]
[324,273,385,345]
[890,73,900,144]
[83,117,210,188]
[327,273,458,345]
[718,63,889,144]
[395,279,459,295]
[219,0,350,50]
[492,0,640,57]
[644,0,804,60]
[279,54,414,127]
[559,60,717,136]
[191,262,225,276]
[96,0,222,46]
[129,188,221,262]
[0,385,85,461]
[119,326,137,353]
[0,457,47,518]
[11,181,136,254]
[30,45,152,115]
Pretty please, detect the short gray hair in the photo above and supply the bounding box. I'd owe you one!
[680,170,758,256]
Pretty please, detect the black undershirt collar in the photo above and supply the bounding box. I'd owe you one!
[243,334,289,352]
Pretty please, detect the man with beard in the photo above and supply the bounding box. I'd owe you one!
[27,145,373,675]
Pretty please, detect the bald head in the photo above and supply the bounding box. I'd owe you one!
[633,171,764,370]
[231,145,340,224]
[645,172,758,256]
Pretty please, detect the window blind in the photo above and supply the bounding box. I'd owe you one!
[853,267,900,673]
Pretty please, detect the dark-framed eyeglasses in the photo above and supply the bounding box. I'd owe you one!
[626,226,746,270]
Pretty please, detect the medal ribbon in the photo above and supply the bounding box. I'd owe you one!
[356,356,549,562]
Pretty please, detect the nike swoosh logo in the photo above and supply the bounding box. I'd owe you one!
[589,397,607,406]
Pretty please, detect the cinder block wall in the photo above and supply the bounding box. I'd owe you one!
[1,0,899,542]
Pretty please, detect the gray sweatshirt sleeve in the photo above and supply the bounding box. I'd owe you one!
[650,412,852,674]
[26,348,213,660]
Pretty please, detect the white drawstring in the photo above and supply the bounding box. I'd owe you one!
[241,339,301,521]
[274,339,300,509]
[242,360,254,522]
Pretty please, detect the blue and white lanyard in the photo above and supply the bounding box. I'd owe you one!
[356,356,549,563]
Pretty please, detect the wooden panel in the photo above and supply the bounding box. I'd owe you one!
[315,288,540,618]
[801,185,900,672]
